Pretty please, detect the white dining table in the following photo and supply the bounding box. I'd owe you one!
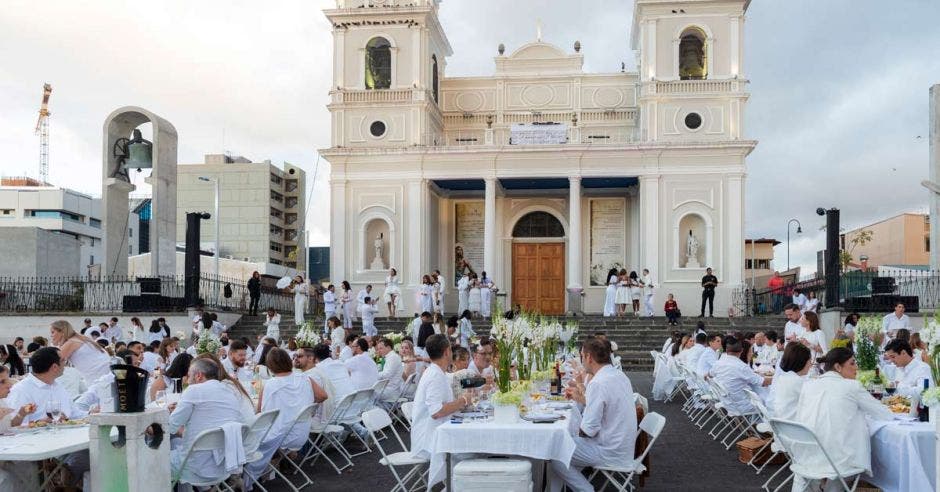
[868,419,936,492]
[0,425,92,461]
[428,410,577,489]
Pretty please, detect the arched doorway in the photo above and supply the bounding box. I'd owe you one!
[511,211,566,315]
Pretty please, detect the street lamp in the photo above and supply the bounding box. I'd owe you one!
[787,218,802,271]
[198,177,220,302]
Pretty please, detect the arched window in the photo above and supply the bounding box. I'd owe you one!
[678,28,707,80]
[431,55,440,103]
[513,212,564,238]
[365,37,392,90]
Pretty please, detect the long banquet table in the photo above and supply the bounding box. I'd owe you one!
[868,419,936,492]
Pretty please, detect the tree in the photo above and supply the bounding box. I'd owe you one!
[841,229,874,272]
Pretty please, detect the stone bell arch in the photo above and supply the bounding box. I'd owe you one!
[101,106,177,277]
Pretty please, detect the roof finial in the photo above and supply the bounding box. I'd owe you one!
[536,19,542,42]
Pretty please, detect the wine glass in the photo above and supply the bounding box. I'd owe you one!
[885,382,897,397]
[46,400,62,433]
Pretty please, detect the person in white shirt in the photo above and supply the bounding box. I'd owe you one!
[104,317,124,344]
[50,320,112,384]
[641,268,655,317]
[797,312,828,367]
[246,348,326,482]
[375,337,404,401]
[357,284,372,312]
[327,316,345,358]
[210,313,227,336]
[167,358,251,485]
[783,303,804,346]
[549,338,637,492]
[0,366,38,490]
[792,348,893,492]
[221,340,253,384]
[431,277,442,315]
[344,338,379,391]
[456,274,471,315]
[323,285,337,333]
[883,302,914,340]
[682,333,707,373]
[384,269,402,318]
[141,343,161,373]
[339,333,357,362]
[466,343,495,380]
[709,338,771,415]
[411,334,472,469]
[359,296,380,339]
[751,331,767,360]
[766,343,811,420]
[433,269,446,316]
[791,289,807,312]
[803,290,820,313]
[264,308,281,343]
[884,339,934,397]
[695,334,722,377]
[457,311,475,348]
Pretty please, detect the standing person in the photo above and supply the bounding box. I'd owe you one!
[323,284,337,334]
[128,317,145,342]
[289,275,309,327]
[791,288,807,313]
[49,320,111,384]
[431,274,443,315]
[104,317,124,344]
[479,271,494,319]
[664,293,680,326]
[603,268,618,317]
[458,310,475,348]
[468,276,482,318]
[804,291,819,313]
[615,269,630,316]
[767,271,785,314]
[699,267,718,318]
[146,319,169,346]
[247,271,262,316]
[457,273,471,315]
[264,307,281,344]
[359,296,380,340]
[628,271,642,316]
[357,284,373,313]
[641,268,655,317]
[434,269,446,316]
[384,268,402,318]
[340,281,355,329]
[883,302,913,341]
[417,275,434,315]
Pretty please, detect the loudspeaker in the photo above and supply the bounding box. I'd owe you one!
[871,277,896,295]
[138,277,161,295]
[184,213,203,306]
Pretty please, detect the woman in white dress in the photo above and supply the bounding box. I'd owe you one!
[603,268,619,317]
[615,269,630,316]
[766,343,811,420]
[468,277,482,317]
[791,348,893,491]
[457,273,471,314]
[290,275,308,327]
[458,310,475,347]
[798,311,828,372]
[50,320,111,383]
[804,290,820,313]
[419,275,434,314]
[129,317,145,342]
[340,280,354,329]
[384,268,402,317]
[479,272,494,318]
[629,271,642,317]
[264,307,281,343]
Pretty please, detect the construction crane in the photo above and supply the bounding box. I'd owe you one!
[34,83,52,184]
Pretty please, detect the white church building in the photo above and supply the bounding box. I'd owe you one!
[322,0,755,315]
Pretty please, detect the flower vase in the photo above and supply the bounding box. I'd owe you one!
[494,404,519,424]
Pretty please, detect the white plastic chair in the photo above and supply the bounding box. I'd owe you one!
[768,418,864,492]
[361,408,428,492]
[591,412,667,492]
[300,391,358,473]
[241,410,280,492]
[172,427,237,491]
[267,403,317,492]
[400,401,415,425]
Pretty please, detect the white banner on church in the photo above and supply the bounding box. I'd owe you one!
[589,198,625,286]
[510,123,568,145]
[454,202,484,286]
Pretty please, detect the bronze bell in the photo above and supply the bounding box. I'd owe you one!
[125,129,153,171]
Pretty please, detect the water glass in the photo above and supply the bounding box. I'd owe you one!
[46,400,61,433]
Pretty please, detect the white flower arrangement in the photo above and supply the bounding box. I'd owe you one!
[295,321,321,348]
[195,331,222,355]
[922,387,940,408]
[855,315,882,338]
[921,320,940,350]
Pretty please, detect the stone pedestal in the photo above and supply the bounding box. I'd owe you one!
[370,256,386,270]
[818,307,843,346]
[90,408,170,492]
[686,258,701,269]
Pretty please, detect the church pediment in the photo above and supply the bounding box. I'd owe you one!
[495,41,584,76]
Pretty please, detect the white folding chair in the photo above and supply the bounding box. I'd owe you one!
[590,412,667,492]
[400,401,415,425]
[335,389,377,457]
[742,390,793,492]
[633,393,649,415]
[172,427,237,491]
[361,408,428,492]
[387,373,417,429]
[300,391,357,473]
[267,403,317,492]
[242,410,280,492]
[769,418,865,492]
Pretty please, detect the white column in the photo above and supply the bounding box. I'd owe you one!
[638,175,659,275]
[330,179,347,283]
[406,179,427,313]
[726,174,745,285]
[567,177,583,289]
[334,29,346,88]
[484,178,497,278]
[730,16,741,77]
[647,20,657,79]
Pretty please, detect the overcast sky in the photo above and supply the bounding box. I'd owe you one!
[1,0,938,274]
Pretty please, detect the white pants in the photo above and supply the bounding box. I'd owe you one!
[294,295,305,325]
[643,293,655,316]
[548,438,604,492]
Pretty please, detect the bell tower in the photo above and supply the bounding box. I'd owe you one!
[631,0,750,142]
[324,0,453,148]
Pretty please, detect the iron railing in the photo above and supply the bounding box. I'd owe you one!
[0,274,324,315]
[737,268,940,316]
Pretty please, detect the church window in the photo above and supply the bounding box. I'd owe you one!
[431,55,440,104]
[684,112,702,130]
[513,212,564,238]
[365,37,392,89]
[679,28,707,80]
[370,121,387,138]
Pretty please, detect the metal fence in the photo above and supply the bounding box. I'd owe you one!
[737,268,940,316]
[0,275,323,315]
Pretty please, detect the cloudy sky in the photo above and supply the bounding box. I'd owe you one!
[1,0,938,274]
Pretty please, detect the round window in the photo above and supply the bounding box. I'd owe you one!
[684,112,703,130]
[370,121,387,138]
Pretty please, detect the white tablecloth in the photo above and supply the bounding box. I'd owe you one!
[0,426,91,461]
[868,420,936,492]
[429,414,577,487]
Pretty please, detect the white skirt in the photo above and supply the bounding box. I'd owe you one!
[468,289,482,312]
[604,285,617,316]
[615,286,630,304]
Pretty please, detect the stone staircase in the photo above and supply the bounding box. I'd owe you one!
[228,314,787,371]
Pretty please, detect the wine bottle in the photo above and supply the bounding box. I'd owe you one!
[459,377,486,389]
[919,378,930,422]
[552,361,562,395]
[871,367,884,400]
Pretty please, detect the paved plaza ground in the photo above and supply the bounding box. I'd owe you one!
[265,371,779,492]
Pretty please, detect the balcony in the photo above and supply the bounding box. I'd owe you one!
[644,79,745,96]
[332,89,413,105]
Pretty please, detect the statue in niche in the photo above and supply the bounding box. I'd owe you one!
[685,229,701,268]
[371,233,386,270]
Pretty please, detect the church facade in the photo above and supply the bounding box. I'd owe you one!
[321,0,755,315]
